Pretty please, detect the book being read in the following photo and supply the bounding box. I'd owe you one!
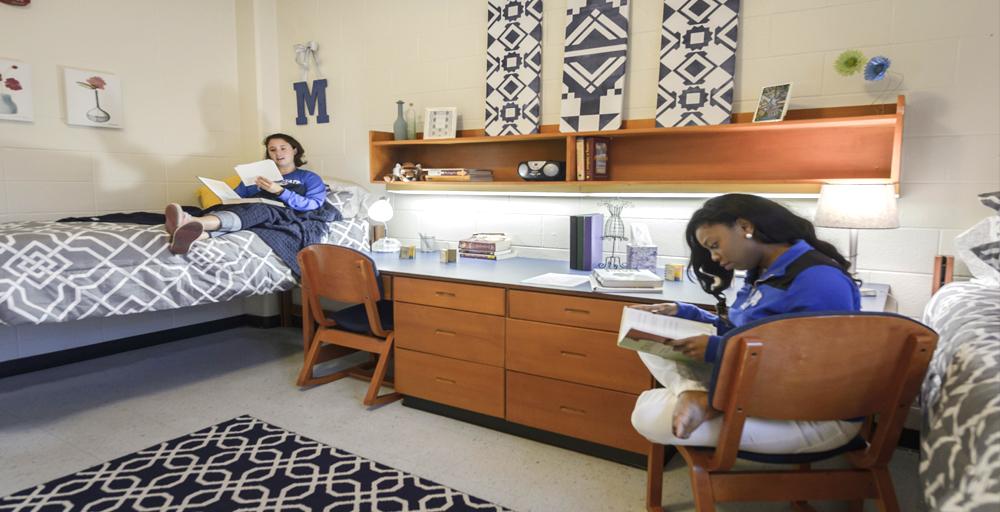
[197,176,284,207]
[616,306,716,365]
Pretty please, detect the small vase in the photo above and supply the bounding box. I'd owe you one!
[405,102,416,139]
[0,93,17,115]
[393,100,407,140]
[86,90,110,123]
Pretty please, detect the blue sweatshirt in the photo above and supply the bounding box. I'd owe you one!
[234,167,327,212]
[674,240,861,363]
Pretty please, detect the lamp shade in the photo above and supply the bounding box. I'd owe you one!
[367,198,393,223]
[814,183,899,229]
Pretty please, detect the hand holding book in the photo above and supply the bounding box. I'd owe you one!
[617,305,716,364]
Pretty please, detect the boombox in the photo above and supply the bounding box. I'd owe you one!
[517,160,565,181]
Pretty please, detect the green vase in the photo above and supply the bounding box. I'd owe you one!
[393,100,407,140]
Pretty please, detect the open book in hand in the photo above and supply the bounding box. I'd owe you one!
[197,177,284,207]
[616,306,716,364]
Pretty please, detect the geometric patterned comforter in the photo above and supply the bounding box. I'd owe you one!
[0,219,368,326]
[920,281,1000,511]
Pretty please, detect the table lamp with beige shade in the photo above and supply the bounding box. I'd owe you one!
[813,183,900,277]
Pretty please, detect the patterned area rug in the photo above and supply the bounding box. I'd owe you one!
[0,415,510,511]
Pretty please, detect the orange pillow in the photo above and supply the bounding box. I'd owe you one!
[196,175,243,209]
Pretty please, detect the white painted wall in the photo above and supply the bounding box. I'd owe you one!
[273,0,999,318]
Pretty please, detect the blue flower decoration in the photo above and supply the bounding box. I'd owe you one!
[864,56,891,81]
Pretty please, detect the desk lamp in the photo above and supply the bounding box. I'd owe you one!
[368,198,400,252]
[813,183,899,276]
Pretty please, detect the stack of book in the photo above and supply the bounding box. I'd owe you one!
[423,168,494,182]
[458,233,515,260]
[590,268,663,293]
[574,137,610,181]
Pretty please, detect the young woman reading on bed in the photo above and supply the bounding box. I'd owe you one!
[163,133,340,274]
[630,193,862,454]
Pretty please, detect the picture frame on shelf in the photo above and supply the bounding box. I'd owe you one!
[423,107,457,139]
[752,83,792,123]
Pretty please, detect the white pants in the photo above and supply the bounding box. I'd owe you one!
[630,353,861,454]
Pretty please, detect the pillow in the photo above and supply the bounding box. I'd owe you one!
[197,175,242,209]
[954,215,1000,286]
[978,191,1000,213]
[324,180,371,220]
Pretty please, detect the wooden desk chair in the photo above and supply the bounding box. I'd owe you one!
[296,244,401,407]
[645,312,938,512]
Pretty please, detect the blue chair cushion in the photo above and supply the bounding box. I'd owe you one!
[734,434,869,464]
[329,300,393,334]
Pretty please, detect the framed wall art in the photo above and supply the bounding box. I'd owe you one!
[63,67,123,128]
[0,59,33,122]
[423,107,457,139]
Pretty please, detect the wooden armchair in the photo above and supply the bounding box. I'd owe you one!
[646,312,938,512]
[295,244,401,407]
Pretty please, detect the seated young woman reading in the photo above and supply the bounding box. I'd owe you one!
[630,193,862,454]
[163,133,339,275]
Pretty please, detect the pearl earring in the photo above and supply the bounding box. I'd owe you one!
[745,233,753,239]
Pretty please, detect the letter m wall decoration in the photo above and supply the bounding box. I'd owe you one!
[293,79,329,125]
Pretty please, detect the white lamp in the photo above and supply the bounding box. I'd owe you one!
[368,198,400,252]
[813,183,899,274]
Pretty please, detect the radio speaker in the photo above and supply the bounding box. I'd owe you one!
[517,160,565,181]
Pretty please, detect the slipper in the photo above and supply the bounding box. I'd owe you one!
[169,221,204,254]
[164,203,190,236]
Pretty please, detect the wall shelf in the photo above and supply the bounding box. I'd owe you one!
[369,96,904,195]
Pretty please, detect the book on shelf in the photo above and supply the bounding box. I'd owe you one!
[458,233,512,252]
[197,177,284,207]
[593,268,662,288]
[459,249,516,260]
[589,275,663,293]
[616,307,716,364]
[574,137,611,181]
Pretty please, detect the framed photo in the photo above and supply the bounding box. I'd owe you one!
[752,83,793,123]
[423,107,457,139]
[63,67,123,128]
[0,59,33,122]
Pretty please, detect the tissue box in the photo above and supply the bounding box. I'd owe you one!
[626,245,657,271]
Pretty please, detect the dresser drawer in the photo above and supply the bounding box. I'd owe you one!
[506,371,648,454]
[508,290,631,332]
[395,349,504,418]
[394,277,505,316]
[395,302,505,366]
[506,318,650,394]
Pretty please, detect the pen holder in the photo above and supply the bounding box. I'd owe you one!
[419,234,437,252]
[626,245,657,271]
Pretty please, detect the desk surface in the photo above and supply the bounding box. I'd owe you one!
[370,252,889,312]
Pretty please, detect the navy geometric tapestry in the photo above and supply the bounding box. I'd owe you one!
[560,0,631,132]
[0,416,511,511]
[486,0,543,136]
[656,0,740,127]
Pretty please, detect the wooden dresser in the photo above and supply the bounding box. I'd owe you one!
[392,275,651,456]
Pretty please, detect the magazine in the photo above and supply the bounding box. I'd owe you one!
[197,177,284,207]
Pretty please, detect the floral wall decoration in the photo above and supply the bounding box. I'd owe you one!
[0,59,33,122]
[834,49,900,104]
[63,67,123,128]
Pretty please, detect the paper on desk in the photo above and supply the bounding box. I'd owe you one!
[521,273,591,287]
[234,159,284,187]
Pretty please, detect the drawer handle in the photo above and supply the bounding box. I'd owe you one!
[434,377,456,385]
[559,405,587,416]
[434,291,456,297]
[564,307,590,315]
[560,350,587,358]
[434,329,457,337]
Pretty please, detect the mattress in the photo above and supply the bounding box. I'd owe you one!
[920,281,1000,510]
[0,218,368,326]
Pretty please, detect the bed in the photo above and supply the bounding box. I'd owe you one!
[919,192,1000,510]
[0,183,370,327]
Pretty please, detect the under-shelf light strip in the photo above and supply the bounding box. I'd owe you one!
[387,189,822,199]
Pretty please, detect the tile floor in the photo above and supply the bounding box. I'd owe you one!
[0,327,926,511]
